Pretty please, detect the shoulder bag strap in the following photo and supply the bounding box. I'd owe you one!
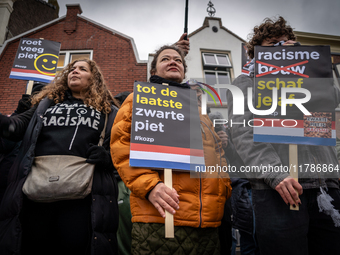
[98,114,108,146]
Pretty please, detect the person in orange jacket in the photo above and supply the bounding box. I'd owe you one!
[110,44,231,254]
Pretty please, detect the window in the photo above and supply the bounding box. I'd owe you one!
[202,52,233,105]
[205,71,231,85]
[202,53,231,67]
[204,81,229,103]
[57,50,93,72]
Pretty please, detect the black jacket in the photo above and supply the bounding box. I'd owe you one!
[230,178,253,235]
[0,97,119,255]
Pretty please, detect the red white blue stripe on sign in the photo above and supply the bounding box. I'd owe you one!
[253,118,336,146]
[129,143,205,171]
[10,68,55,83]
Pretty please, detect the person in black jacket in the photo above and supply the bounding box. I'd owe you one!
[0,59,119,255]
[228,16,340,255]
[0,82,46,205]
[113,91,133,255]
[209,111,260,255]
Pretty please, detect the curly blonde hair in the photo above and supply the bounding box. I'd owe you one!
[246,16,296,59]
[31,59,117,113]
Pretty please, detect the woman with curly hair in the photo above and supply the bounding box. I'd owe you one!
[227,16,340,255]
[0,59,119,255]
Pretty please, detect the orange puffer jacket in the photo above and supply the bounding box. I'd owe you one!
[110,93,232,228]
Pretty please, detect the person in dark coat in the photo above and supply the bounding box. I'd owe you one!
[0,59,119,255]
[113,91,133,255]
[230,178,260,255]
[208,111,233,255]
[227,16,340,255]
[209,111,260,255]
[0,82,47,205]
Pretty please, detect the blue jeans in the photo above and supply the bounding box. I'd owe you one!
[239,189,260,255]
[252,188,340,255]
[239,229,260,255]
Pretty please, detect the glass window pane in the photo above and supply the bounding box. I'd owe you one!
[205,72,220,103]
[206,87,222,104]
[217,73,230,85]
[219,88,228,103]
[70,53,91,63]
[205,72,217,85]
[57,54,65,68]
[217,55,231,66]
[204,54,217,65]
[205,72,217,103]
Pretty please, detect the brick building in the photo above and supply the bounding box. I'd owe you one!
[6,0,59,41]
[0,4,147,115]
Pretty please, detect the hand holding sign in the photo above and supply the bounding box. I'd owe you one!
[254,45,335,211]
[275,176,302,207]
[148,183,180,218]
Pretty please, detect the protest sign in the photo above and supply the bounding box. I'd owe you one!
[9,38,61,83]
[253,45,335,146]
[130,81,205,171]
[241,43,251,75]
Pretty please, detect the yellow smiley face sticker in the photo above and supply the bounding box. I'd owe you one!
[34,53,59,76]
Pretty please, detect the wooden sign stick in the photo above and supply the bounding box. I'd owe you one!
[164,168,174,238]
[162,83,174,238]
[26,80,34,95]
[289,144,299,211]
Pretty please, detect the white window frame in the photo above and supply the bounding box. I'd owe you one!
[202,53,232,67]
[204,70,231,86]
[203,71,231,106]
[201,51,233,106]
[57,50,93,71]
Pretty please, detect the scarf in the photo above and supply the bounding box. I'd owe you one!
[244,41,301,76]
[149,75,190,89]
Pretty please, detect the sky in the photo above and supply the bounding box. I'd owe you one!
[56,0,340,60]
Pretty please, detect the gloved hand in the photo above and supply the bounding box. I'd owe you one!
[15,94,31,114]
[0,114,11,138]
[86,143,112,168]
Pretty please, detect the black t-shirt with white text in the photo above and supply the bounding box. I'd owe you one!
[35,92,105,158]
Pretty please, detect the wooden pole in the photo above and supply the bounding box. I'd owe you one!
[164,168,174,238]
[289,144,299,210]
[26,80,34,95]
[162,83,174,238]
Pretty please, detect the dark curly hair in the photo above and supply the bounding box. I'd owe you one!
[31,59,118,113]
[247,16,296,59]
[150,45,187,79]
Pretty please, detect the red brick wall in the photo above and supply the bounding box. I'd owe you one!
[0,16,147,115]
[333,54,340,65]
[7,0,58,40]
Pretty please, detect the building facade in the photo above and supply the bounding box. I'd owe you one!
[147,16,246,119]
[0,4,147,115]
[0,0,59,45]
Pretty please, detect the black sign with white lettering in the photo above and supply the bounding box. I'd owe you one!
[10,38,61,83]
[129,81,205,171]
[253,45,335,146]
